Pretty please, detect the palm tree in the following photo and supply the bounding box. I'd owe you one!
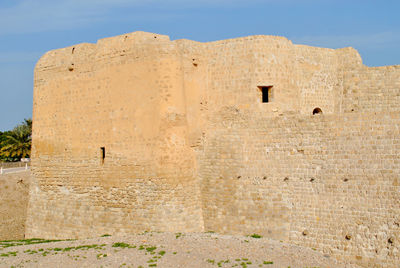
[0,119,32,161]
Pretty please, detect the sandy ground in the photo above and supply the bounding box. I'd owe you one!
[0,232,359,268]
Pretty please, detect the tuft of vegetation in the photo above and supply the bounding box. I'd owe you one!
[0,238,67,249]
[112,242,131,248]
[249,234,262,239]
[0,251,18,257]
[145,246,157,253]
[175,233,182,239]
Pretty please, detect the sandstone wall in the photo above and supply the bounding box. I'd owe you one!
[0,171,31,240]
[342,65,400,113]
[198,111,400,267]
[27,32,204,238]
[28,31,400,267]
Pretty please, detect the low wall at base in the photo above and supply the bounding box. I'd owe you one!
[0,171,31,240]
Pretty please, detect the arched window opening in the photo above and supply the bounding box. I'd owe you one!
[312,107,323,115]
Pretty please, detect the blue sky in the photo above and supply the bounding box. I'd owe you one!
[0,0,399,131]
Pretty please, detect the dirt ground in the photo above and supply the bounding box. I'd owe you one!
[0,171,30,241]
[0,232,359,268]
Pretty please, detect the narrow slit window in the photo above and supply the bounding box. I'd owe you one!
[100,147,105,164]
[258,86,273,103]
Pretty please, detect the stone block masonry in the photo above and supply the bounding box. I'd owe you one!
[0,171,31,240]
[27,31,400,267]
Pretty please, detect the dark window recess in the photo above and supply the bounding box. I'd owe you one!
[100,147,105,164]
[259,86,273,103]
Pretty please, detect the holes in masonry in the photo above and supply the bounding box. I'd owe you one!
[302,230,309,236]
[258,86,273,103]
[345,234,352,240]
[343,178,349,182]
[388,237,394,244]
[312,107,323,115]
[284,177,289,182]
[310,177,315,182]
[100,147,105,165]
[154,36,157,38]
[192,59,198,67]
[72,47,75,54]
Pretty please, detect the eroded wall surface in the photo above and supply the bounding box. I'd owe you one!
[27,32,204,239]
[28,31,400,267]
[0,171,31,240]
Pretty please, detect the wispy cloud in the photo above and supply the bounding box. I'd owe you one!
[292,31,400,50]
[0,0,275,35]
[0,51,42,64]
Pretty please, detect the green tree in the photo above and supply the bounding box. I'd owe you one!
[0,119,32,161]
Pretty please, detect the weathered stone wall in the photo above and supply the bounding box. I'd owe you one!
[27,32,204,238]
[0,171,30,240]
[28,31,400,267]
[342,65,400,113]
[198,111,400,267]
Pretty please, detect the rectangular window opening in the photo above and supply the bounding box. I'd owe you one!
[258,86,273,103]
[100,147,105,164]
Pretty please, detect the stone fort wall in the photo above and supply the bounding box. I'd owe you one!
[27,31,400,267]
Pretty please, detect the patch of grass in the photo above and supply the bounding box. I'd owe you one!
[112,242,131,248]
[158,250,166,256]
[101,234,111,237]
[146,246,157,253]
[216,259,230,267]
[175,233,182,239]
[0,251,18,257]
[263,261,273,264]
[149,264,157,267]
[96,253,107,259]
[0,238,69,249]
[23,249,38,254]
[249,234,262,239]
[207,259,215,264]
[73,244,105,250]
[173,252,177,254]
